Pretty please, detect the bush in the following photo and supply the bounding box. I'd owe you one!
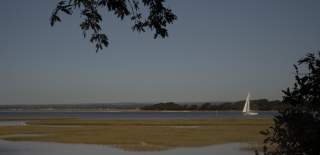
[260,52,320,155]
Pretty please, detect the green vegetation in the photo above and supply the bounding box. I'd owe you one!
[51,0,177,51]
[141,99,283,111]
[0,118,272,151]
[0,99,282,111]
[260,52,320,155]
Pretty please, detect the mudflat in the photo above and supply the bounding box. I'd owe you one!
[0,118,272,151]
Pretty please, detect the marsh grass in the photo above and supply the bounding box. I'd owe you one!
[0,118,272,151]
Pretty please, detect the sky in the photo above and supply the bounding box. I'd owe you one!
[1,0,320,104]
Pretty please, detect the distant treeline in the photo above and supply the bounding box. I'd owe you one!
[141,99,284,111]
[0,103,146,111]
[0,99,284,111]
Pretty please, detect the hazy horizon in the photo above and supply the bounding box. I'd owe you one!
[1,0,320,105]
[0,97,281,106]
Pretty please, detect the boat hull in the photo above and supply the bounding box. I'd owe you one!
[243,112,258,116]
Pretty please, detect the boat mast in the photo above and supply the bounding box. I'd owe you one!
[246,93,250,112]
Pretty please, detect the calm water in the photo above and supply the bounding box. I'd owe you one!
[0,121,25,126]
[0,111,277,119]
[0,140,254,155]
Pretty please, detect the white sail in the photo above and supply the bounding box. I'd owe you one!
[242,93,258,115]
[242,93,250,113]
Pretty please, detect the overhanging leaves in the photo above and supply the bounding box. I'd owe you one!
[50,0,177,52]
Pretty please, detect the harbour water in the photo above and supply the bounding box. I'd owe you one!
[0,111,276,120]
[0,140,254,155]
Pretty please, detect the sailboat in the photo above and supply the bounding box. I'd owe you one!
[242,93,258,115]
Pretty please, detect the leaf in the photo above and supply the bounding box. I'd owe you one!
[50,14,61,26]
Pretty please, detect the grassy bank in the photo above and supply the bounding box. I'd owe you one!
[0,118,272,151]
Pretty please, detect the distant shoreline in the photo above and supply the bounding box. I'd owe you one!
[0,110,278,113]
[0,99,283,112]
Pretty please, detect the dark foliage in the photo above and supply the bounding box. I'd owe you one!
[259,52,320,155]
[50,0,177,52]
[141,102,184,110]
[141,99,282,111]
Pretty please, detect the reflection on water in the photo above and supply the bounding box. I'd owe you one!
[0,140,254,155]
[0,121,26,126]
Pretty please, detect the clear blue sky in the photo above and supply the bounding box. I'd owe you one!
[1,0,320,104]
